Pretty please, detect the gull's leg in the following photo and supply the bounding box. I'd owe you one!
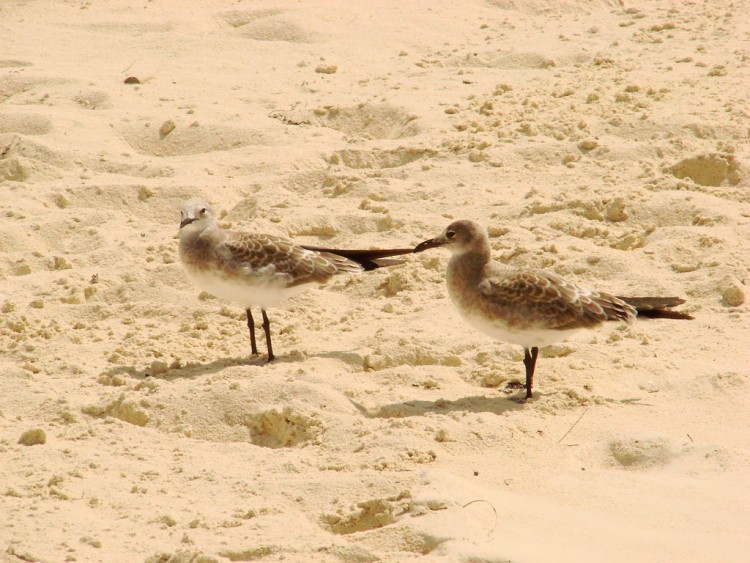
[523,347,539,400]
[246,308,258,356]
[261,309,274,362]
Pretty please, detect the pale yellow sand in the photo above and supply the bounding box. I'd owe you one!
[1,1,749,561]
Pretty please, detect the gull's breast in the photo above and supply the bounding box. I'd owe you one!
[182,263,314,309]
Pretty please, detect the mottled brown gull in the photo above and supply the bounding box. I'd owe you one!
[415,220,693,400]
[179,198,413,361]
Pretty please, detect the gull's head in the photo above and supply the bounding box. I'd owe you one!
[414,220,490,255]
[179,198,215,230]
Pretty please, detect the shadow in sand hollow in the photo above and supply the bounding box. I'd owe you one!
[349,394,526,419]
[314,349,368,368]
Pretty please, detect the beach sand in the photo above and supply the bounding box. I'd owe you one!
[1,0,748,561]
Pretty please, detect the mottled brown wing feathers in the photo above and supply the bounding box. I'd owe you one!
[479,271,634,329]
[222,233,361,287]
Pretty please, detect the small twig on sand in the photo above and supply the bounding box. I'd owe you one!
[558,406,589,443]
[268,102,310,125]
[120,60,136,73]
[1,135,18,158]
[462,499,498,540]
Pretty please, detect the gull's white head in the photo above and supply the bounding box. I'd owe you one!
[179,198,215,231]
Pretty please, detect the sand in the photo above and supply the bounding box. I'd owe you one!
[1,0,749,561]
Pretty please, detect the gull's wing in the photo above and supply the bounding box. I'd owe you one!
[478,270,635,330]
[616,296,694,320]
[220,233,362,287]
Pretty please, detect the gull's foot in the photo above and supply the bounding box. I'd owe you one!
[247,354,269,366]
[504,380,531,402]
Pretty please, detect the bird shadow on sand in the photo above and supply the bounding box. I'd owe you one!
[97,347,370,384]
[349,392,659,419]
[349,394,527,419]
[98,354,279,382]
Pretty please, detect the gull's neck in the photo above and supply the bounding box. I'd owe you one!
[179,220,224,267]
[181,219,220,241]
[446,241,492,293]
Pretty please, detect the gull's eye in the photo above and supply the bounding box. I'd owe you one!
[199,208,207,215]
[446,230,456,239]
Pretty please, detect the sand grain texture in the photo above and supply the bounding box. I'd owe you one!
[1,0,749,561]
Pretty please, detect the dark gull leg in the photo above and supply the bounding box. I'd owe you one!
[261,309,274,362]
[246,308,258,356]
[523,347,539,400]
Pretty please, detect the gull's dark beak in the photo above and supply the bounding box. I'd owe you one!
[414,237,446,253]
[179,217,195,229]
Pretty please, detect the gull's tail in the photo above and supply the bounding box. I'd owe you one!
[301,246,415,271]
[617,296,694,320]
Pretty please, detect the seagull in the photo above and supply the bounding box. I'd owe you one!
[178,198,413,361]
[415,220,693,400]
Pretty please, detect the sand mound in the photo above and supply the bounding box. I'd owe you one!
[668,152,741,186]
[120,122,275,157]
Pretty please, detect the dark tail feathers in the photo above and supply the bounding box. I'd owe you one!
[617,296,694,320]
[301,246,415,271]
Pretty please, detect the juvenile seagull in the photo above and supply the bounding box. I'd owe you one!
[415,220,693,400]
[179,198,413,361]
